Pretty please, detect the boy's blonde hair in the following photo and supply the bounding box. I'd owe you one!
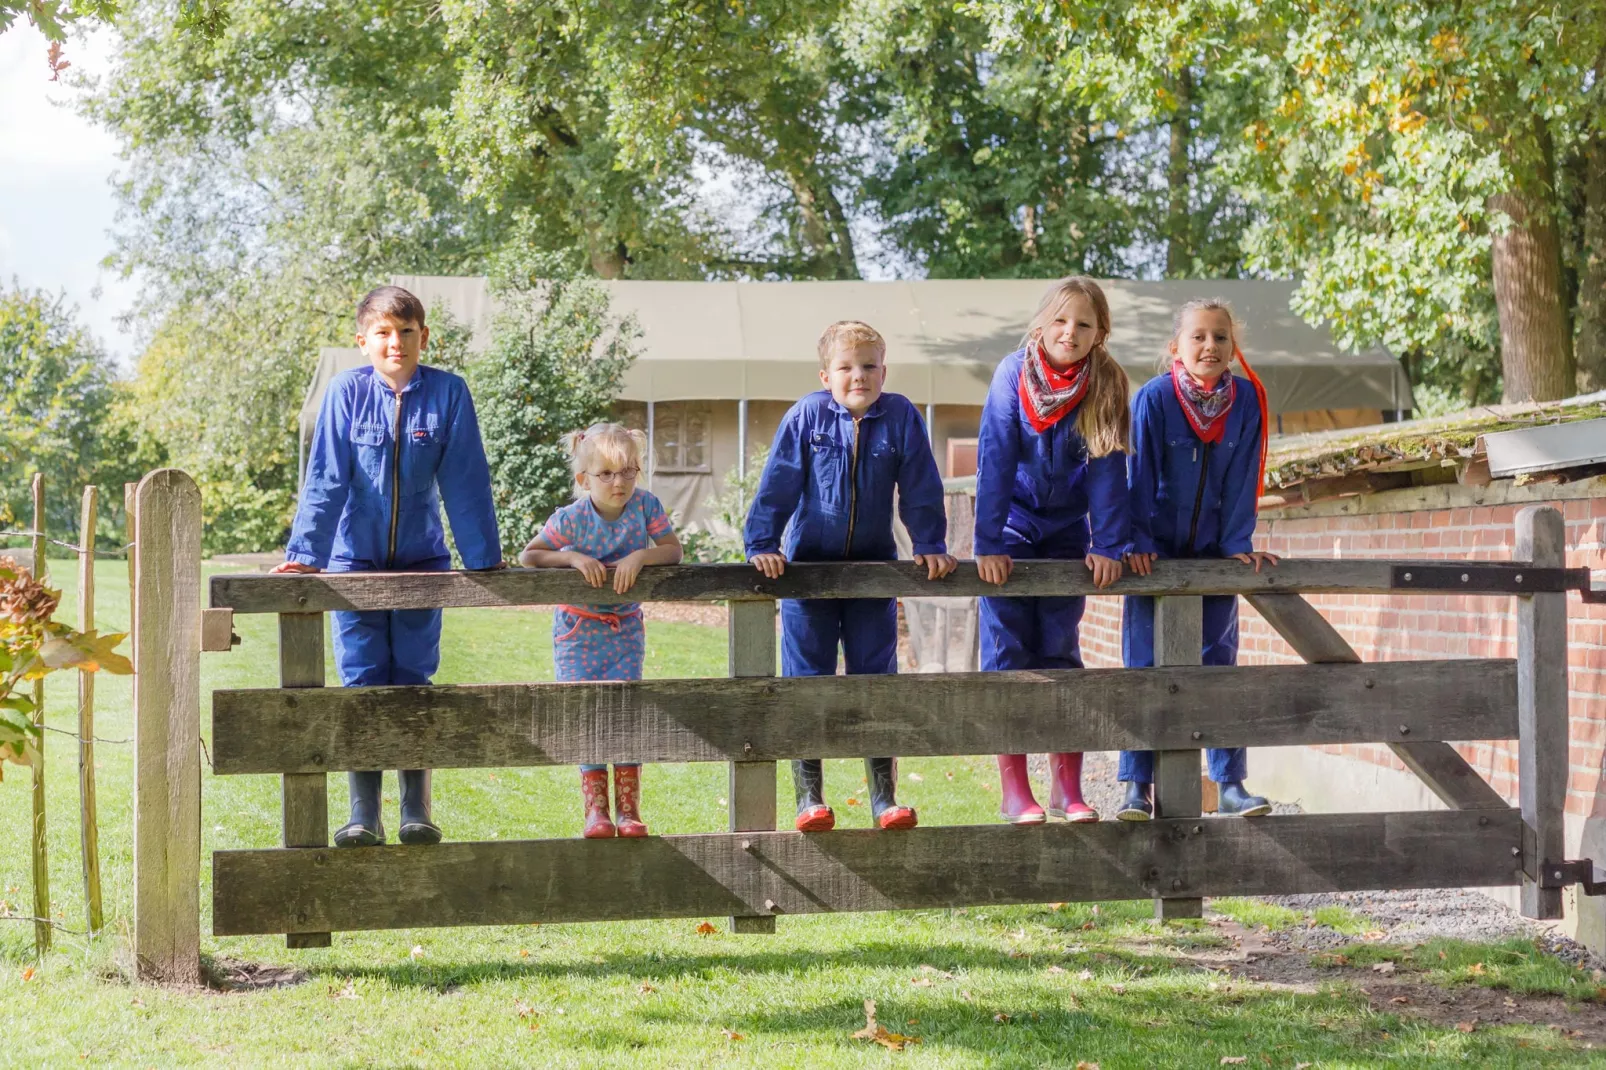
[1022,277,1130,458]
[562,422,647,497]
[1161,298,1244,372]
[817,320,886,369]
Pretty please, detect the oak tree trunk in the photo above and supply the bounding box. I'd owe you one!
[1488,186,1573,402]
[1165,68,1194,278]
[1577,131,1606,393]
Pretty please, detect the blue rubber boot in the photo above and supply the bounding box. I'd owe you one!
[1116,781,1153,822]
[1217,782,1272,817]
[398,769,443,845]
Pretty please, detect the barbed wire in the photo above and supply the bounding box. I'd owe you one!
[0,531,134,559]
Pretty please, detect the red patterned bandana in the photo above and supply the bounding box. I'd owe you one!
[1171,360,1235,444]
[1019,343,1092,433]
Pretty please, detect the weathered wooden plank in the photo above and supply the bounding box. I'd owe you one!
[133,469,203,984]
[29,474,49,954]
[278,613,332,948]
[1516,506,1568,920]
[212,659,1518,775]
[201,608,236,652]
[78,484,103,934]
[212,809,1523,935]
[212,559,1432,613]
[1153,596,1203,920]
[1246,591,1510,811]
[727,599,777,934]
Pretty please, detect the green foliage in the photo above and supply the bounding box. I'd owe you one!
[0,283,146,548]
[471,269,640,559]
[682,445,768,563]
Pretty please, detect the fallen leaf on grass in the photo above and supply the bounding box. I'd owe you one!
[1080,921,1096,931]
[1046,965,1066,975]
[994,1013,1012,1023]
[1048,902,1066,911]
[1110,984,1126,995]
[845,797,859,807]
[1438,950,1448,961]
[1221,1059,1247,1066]
[695,922,717,935]
[1503,996,1516,1009]
[959,990,974,1002]
[1468,962,1486,976]
[1075,1063,1100,1070]
[1362,930,1387,941]
[637,982,656,994]
[130,997,145,1008]
[945,771,954,780]
[852,999,920,1051]
[1456,1020,1478,1034]
[721,1029,744,1042]
[916,964,953,979]
[908,772,923,782]
[519,949,530,958]
[910,977,934,987]
[1295,1064,1312,1069]
[20,966,33,982]
[329,980,359,1000]
[1372,962,1397,976]
[514,1000,538,1019]
[906,1018,919,1026]
[1078,969,1094,981]
[1390,996,1410,1005]
[409,945,425,960]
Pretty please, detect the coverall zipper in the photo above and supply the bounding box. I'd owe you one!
[387,388,406,567]
[843,417,861,556]
[1184,441,1212,556]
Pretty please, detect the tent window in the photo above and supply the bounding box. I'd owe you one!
[653,403,712,473]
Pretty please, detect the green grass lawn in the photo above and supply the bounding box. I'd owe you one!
[0,562,1599,1067]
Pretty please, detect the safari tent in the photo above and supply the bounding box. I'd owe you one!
[300,276,1413,528]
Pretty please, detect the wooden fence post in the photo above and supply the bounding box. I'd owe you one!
[78,485,104,933]
[1153,594,1203,921]
[1516,505,1568,920]
[29,474,50,954]
[728,598,777,934]
[133,470,203,983]
[280,613,332,948]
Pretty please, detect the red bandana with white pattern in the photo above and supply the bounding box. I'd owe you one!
[1170,360,1235,444]
[1018,343,1092,433]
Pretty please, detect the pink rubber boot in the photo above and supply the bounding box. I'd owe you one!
[997,754,1046,825]
[1047,752,1100,822]
[581,768,615,839]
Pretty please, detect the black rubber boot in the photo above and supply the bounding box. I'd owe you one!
[398,768,443,845]
[1217,782,1272,817]
[865,758,917,829]
[791,759,834,832]
[1116,781,1153,822]
[334,770,385,846]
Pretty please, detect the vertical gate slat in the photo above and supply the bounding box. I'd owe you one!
[1516,506,1568,920]
[279,613,332,948]
[727,598,777,934]
[1154,595,1203,921]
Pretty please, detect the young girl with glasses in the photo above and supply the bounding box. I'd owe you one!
[520,422,683,838]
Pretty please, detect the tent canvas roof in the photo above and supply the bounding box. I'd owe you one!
[301,276,1412,442]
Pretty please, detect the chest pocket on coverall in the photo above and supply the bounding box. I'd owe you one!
[404,422,444,496]
[809,430,847,513]
[351,423,388,487]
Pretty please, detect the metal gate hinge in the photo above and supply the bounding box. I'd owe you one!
[1538,859,1606,895]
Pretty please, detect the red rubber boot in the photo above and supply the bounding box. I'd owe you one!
[581,768,615,839]
[1047,752,1099,822]
[613,764,648,838]
[997,754,1046,825]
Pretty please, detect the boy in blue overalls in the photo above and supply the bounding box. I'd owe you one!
[745,320,956,832]
[275,285,502,846]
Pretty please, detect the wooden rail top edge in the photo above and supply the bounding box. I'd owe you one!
[209,558,1592,613]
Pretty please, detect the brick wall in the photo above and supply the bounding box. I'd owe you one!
[1078,494,1606,817]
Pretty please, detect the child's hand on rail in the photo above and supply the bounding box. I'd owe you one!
[1232,551,1280,573]
[270,561,321,574]
[913,553,958,581]
[1124,552,1157,577]
[1084,552,1122,589]
[613,550,647,594]
[567,552,608,587]
[976,554,1013,585]
[750,553,787,579]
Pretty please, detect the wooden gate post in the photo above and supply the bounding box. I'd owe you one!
[727,598,777,933]
[1516,505,1568,920]
[280,613,332,948]
[78,485,104,933]
[133,470,203,983]
[29,474,50,954]
[1153,595,1203,921]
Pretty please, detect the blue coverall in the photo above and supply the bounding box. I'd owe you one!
[286,364,501,687]
[744,391,948,677]
[1118,372,1264,784]
[974,349,1130,672]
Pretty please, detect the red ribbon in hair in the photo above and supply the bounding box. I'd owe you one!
[1018,342,1092,433]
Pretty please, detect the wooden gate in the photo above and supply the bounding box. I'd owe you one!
[126,468,1600,982]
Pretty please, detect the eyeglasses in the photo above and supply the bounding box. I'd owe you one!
[587,467,640,484]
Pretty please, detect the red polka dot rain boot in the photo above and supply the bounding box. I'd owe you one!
[613,764,648,838]
[581,767,615,839]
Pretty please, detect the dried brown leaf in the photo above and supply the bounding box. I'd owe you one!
[1456,1020,1477,1034]
[722,1029,744,1041]
[1372,962,1397,975]
[695,921,717,935]
[1221,1059,1248,1066]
